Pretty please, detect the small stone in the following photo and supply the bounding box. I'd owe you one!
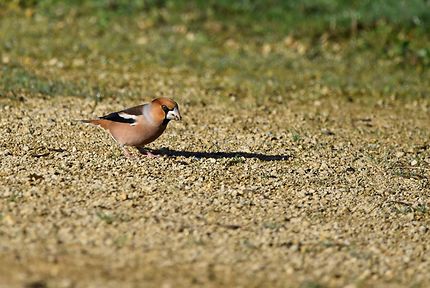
[395,151,405,158]
[358,269,371,280]
[284,265,294,275]
[290,244,299,252]
[320,162,329,171]
[321,129,335,136]
[418,226,428,234]
[384,270,394,278]
[72,58,85,67]
[410,159,417,166]
[48,58,58,66]
[2,214,15,225]
[136,37,148,45]
[58,278,73,288]
[346,167,355,173]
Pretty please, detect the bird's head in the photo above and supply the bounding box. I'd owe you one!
[152,97,182,124]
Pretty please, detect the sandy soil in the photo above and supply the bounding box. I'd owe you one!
[1,96,429,288]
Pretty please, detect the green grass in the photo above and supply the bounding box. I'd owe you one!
[96,211,115,224]
[4,1,429,37]
[300,280,325,288]
[0,63,99,97]
[292,132,302,142]
[0,0,429,102]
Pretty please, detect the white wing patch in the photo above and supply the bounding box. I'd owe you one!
[118,112,138,120]
[118,112,138,126]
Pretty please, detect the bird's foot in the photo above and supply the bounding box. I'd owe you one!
[143,151,160,158]
[137,147,160,158]
[121,146,136,159]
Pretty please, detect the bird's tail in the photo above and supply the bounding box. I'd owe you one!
[76,119,109,129]
[75,119,99,125]
[79,119,92,124]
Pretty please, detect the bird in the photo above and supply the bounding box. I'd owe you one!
[82,97,181,158]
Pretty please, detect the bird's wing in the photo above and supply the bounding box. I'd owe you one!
[99,104,146,125]
[121,104,146,116]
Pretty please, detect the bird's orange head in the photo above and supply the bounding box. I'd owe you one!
[151,97,181,124]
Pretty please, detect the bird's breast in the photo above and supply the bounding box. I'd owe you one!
[108,121,166,147]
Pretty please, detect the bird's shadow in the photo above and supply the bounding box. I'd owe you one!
[154,148,289,161]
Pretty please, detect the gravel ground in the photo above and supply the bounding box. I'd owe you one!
[1,96,430,288]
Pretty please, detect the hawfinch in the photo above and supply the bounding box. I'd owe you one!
[83,97,181,158]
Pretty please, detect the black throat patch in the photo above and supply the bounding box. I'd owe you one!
[161,105,173,126]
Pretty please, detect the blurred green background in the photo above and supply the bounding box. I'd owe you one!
[0,0,429,103]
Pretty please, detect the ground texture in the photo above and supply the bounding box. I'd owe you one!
[1,2,430,287]
[1,95,429,288]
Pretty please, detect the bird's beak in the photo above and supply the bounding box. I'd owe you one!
[166,106,182,121]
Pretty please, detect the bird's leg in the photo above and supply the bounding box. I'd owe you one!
[121,145,134,158]
[136,147,160,158]
[109,134,134,159]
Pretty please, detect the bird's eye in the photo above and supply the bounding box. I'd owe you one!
[161,105,169,112]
